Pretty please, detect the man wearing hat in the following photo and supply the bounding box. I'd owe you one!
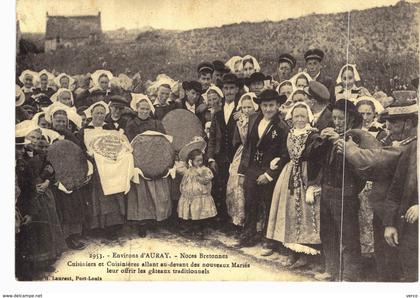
[104,95,133,131]
[197,62,214,92]
[212,60,230,86]
[236,89,289,247]
[340,96,418,281]
[276,53,296,83]
[178,80,207,123]
[305,80,333,130]
[245,72,270,96]
[208,73,242,226]
[304,48,335,104]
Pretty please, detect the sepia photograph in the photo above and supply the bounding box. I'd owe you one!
[9,0,419,289]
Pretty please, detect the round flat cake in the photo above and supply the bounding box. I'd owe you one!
[47,140,88,191]
[162,109,204,152]
[131,134,175,179]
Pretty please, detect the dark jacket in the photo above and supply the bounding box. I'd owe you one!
[309,135,365,197]
[313,104,334,131]
[345,143,405,218]
[238,112,289,180]
[104,111,134,132]
[383,138,418,232]
[208,102,238,163]
[125,116,165,142]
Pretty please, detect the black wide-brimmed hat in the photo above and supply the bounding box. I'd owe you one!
[244,72,271,87]
[332,99,363,127]
[212,60,230,74]
[221,73,241,87]
[255,89,287,105]
[109,95,129,106]
[182,80,203,93]
[278,53,296,69]
[304,48,325,62]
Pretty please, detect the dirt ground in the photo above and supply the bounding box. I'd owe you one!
[41,225,325,281]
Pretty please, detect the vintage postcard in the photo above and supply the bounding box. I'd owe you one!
[11,0,419,286]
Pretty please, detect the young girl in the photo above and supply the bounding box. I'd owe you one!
[177,137,217,238]
[266,102,321,267]
[335,64,371,101]
[226,93,258,231]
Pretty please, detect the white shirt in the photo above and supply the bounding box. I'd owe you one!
[185,102,196,114]
[258,118,270,139]
[224,101,235,124]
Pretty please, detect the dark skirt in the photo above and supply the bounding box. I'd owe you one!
[88,171,126,229]
[53,185,87,237]
[18,189,66,267]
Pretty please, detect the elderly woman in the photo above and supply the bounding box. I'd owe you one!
[78,101,126,240]
[15,125,66,278]
[125,94,172,237]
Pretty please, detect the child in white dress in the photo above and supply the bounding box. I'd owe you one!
[177,137,217,237]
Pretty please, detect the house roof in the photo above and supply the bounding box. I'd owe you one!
[45,14,101,40]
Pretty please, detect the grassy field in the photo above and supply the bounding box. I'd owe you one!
[17,1,419,93]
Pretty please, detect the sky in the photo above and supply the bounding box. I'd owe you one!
[16,0,418,33]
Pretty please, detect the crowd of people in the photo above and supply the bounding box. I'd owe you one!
[15,48,418,282]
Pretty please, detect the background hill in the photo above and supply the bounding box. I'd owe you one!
[17,1,419,93]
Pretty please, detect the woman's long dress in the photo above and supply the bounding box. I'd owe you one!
[79,124,126,229]
[125,117,172,222]
[358,124,386,256]
[20,154,66,267]
[52,128,88,238]
[266,129,321,255]
[226,118,248,226]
